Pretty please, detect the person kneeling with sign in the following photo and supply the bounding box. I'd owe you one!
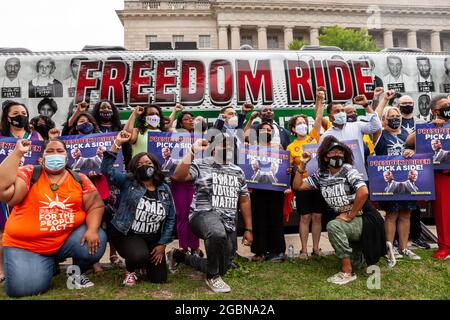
[0,139,106,297]
[293,136,386,285]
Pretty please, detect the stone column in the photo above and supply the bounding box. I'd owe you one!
[284,27,294,49]
[431,30,441,52]
[218,25,229,49]
[309,27,319,45]
[258,25,268,49]
[383,29,394,48]
[231,25,241,49]
[407,29,417,48]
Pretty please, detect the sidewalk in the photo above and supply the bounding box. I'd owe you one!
[84,226,438,265]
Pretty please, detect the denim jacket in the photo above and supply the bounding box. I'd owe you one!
[101,151,176,245]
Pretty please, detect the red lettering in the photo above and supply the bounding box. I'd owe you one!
[129,60,153,105]
[155,60,177,105]
[285,60,314,104]
[75,61,101,103]
[100,61,128,104]
[180,60,205,106]
[325,60,353,102]
[352,60,374,100]
[236,59,273,104]
[209,60,233,106]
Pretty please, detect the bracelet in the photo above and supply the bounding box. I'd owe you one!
[297,167,305,174]
[244,227,253,232]
[113,141,122,149]
[363,103,369,108]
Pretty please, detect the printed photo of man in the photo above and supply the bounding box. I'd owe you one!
[250,159,261,181]
[71,146,104,171]
[63,55,87,98]
[384,170,402,193]
[37,98,58,119]
[382,55,414,92]
[439,57,450,93]
[416,57,435,93]
[161,147,179,172]
[28,57,63,98]
[417,94,432,123]
[404,169,419,193]
[431,139,450,164]
[0,57,27,99]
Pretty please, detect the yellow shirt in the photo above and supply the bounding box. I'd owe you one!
[287,133,318,178]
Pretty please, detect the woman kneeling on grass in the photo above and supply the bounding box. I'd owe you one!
[101,131,176,286]
[0,139,107,298]
[293,136,386,285]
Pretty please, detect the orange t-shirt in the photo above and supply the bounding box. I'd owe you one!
[3,165,97,255]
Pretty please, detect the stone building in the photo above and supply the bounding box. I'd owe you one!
[117,0,450,51]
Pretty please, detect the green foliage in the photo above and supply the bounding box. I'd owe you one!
[318,25,379,51]
[288,39,310,50]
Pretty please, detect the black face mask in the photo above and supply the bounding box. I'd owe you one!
[9,115,28,128]
[346,114,357,123]
[259,133,272,144]
[136,165,154,181]
[439,106,450,119]
[387,118,401,130]
[328,156,344,168]
[99,111,113,120]
[400,105,414,115]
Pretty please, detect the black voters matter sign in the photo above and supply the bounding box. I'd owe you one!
[211,171,241,210]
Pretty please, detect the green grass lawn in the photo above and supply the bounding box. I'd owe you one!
[0,249,448,300]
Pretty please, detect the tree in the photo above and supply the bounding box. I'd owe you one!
[288,39,310,50]
[318,25,379,51]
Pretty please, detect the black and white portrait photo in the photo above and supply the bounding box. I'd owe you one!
[28,57,63,98]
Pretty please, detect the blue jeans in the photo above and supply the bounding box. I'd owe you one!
[3,225,107,298]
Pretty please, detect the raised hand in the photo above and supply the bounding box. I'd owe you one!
[14,139,31,156]
[353,94,369,106]
[249,111,260,120]
[174,103,184,113]
[316,86,326,101]
[48,128,61,140]
[300,151,312,164]
[383,89,396,101]
[242,103,254,114]
[77,101,89,113]
[191,139,209,153]
[373,87,384,98]
[115,130,132,146]
[134,106,145,116]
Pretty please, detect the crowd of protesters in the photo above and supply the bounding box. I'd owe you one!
[0,88,449,297]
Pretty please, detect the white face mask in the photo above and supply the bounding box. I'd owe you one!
[146,115,160,128]
[295,124,308,136]
[333,112,347,125]
[227,115,239,128]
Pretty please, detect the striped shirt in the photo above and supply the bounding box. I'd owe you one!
[189,157,249,231]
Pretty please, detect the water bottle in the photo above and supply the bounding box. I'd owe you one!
[287,245,294,258]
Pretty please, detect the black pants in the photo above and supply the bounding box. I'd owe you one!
[109,227,167,283]
[250,189,286,256]
[410,207,422,240]
[185,211,235,277]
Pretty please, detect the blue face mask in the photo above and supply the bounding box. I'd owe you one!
[333,112,347,125]
[76,122,94,134]
[44,155,66,171]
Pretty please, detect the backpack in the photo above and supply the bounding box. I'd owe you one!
[29,165,84,190]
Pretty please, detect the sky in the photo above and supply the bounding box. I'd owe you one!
[0,0,124,52]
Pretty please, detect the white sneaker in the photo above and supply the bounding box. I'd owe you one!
[400,248,421,260]
[327,272,357,285]
[205,276,231,293]
[69,274,94,289]
[392,247,403,259]
[386,241,397,268]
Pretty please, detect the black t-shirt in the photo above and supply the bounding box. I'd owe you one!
[130,190,166,236]
[401,117,415,134]
[374,129,409,156]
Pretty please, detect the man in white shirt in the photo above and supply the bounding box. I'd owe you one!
[320,95,382,161]
[382,56,414,92]
[416,57,435,93]
[417,94,432,123]
[0,57,27,99]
